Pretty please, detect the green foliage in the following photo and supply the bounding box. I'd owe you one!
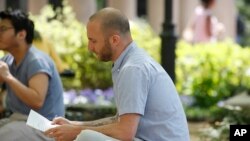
[0,51,4,58]
[176,40,250,108]
[185,107,211,121]
[31,4,112,89]
[31,4,160,89]
[200,106,250,141]
[185,105,227,122]
[96,0,106,10]
[236,0,250,19]
[236,0,250,46]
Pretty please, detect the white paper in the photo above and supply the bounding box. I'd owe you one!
[26,110,57,132]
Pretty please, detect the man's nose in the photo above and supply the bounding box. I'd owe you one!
[88,44,94,52]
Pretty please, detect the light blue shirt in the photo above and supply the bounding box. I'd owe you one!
[1,46,65,120]
[112,42,190,141]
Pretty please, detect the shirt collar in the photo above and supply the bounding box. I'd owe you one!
[112,41,136,72]
[12,45,32,69]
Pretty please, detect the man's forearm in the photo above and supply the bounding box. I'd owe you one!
[72,113,119,127]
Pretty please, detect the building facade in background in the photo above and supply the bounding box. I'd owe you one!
[0,0,236,40]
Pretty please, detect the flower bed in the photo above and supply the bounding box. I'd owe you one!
[64,88,116,121]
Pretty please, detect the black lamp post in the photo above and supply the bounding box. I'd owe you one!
[161,0,176,83]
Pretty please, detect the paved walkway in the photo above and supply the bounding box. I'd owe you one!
[189,121,211,141]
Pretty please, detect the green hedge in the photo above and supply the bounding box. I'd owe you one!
[176,40,250,108]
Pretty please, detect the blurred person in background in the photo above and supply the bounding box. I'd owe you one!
[0,9,64,141]
[182,0,225,43]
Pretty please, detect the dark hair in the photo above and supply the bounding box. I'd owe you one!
[0,9,34,44]
[201,0,214,8]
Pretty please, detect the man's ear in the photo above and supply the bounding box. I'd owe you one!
[109,34,120,46]
[16,30,27,41]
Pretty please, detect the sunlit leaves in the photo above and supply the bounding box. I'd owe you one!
[176,40,250,107]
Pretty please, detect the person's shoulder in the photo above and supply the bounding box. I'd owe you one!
[28,47,54,63]
[126,48,149,64]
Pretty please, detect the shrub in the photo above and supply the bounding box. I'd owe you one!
[176,40,250,108]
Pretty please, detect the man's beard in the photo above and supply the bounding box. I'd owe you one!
[99,39,112,62]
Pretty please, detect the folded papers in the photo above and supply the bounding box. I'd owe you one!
[26,110,57,132]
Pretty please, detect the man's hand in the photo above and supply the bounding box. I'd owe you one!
[0,61,12,81]
[51,117,71,125]
[45,124,83,141]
